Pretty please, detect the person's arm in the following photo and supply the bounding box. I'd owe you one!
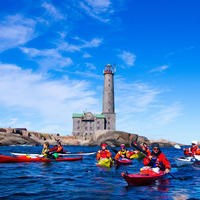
[96,151,101,160]
[143,156,151,166]
[107,150,112,158]
[160,153,171,173]
[114,152,120,160]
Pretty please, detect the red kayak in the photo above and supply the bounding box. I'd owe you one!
[115,158,132,165]
[0,154,83,163]
[121,169,165,186]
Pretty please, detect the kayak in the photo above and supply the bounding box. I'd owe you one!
[121,169,165,186]
[129,152,145,160]
[115,158,132,165]
[175,156,196,167]
[96,158,114,168]
[194,155,200,160]
[0,154,83,163]
[11,152,96,156]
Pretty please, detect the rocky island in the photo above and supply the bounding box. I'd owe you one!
[0,128,180,147]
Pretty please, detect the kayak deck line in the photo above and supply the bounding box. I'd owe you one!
[11,152,96,157]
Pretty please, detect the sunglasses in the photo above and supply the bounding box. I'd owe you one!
[153,147,159,151]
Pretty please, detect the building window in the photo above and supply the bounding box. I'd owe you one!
[77,120,80,124]
[77,126,80,130]
[97,126,100,130]
[97,121,100,124]
[85,127,87,130]
[90,127,92,130]
[108,127,110,130]
[107,121,110,125]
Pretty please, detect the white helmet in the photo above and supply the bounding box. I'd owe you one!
[191,141,198,145]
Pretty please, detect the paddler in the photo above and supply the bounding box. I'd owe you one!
[41,142,51,158]
[50,142,66,153]
[42,142,58,159]
[184,141,200,156]
[96,143,112,160]
[114,144,129,160]
[142,143,171,174]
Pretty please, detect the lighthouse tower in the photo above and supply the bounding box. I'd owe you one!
[102,64,116,130]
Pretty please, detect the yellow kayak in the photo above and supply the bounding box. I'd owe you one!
[130,152,145,160]
[96,158,114,168]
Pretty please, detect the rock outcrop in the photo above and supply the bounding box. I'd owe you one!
[0,128,180,147]
[78,130,149,147]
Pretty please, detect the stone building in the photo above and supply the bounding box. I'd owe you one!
[72,64,116,139]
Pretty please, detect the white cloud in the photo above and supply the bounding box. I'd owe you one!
[85,63,96,70]
[149,65,169,73]
[41,2,64,20]
[150,103,183,125]
[118,51,136,66]
[83,52,92,58]
[114,77,183,136]
[21,47,73,71]
[80,0,112,22]
[115,79,161,114]
[0,15,35,52]
[0,63,99,133]
[56,37,103,53]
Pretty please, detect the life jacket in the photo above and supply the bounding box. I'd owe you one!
[184,146,199,156]
[195,149,200,155]
[143,152,171,171]
[56,146,64,153]
[114,150,128,160]
[42,147,50,157]
[96,149,111,160]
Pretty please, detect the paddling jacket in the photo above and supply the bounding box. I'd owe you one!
[42,147,50,157]
[143,152,171,171]
[96,150,112,160]
[50,145,65,153]
[115,150,129,160]
[184,145,200,156]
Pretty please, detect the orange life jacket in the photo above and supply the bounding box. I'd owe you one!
[96,149,111,160]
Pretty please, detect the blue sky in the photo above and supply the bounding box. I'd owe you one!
[0,0,199,144]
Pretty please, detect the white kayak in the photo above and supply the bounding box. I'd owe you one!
[175,156,200,167]
[11,152,96,157]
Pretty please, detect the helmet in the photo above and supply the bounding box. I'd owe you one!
[101,143,107,147]
[151,143,160,149]
[120,144,125,148]
[192,141,198,145]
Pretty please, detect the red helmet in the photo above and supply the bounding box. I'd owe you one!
[101,143,107,147]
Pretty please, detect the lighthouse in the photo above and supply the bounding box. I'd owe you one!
[102,64,116,130]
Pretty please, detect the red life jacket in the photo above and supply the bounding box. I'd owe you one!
[96,150,111,160]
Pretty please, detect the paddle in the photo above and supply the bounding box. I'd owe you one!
[131,141,147,156]
[168,172,192,180]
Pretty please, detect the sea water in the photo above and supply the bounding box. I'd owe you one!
[0,145,199,200]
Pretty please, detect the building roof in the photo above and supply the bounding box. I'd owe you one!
[72,113,105,119]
